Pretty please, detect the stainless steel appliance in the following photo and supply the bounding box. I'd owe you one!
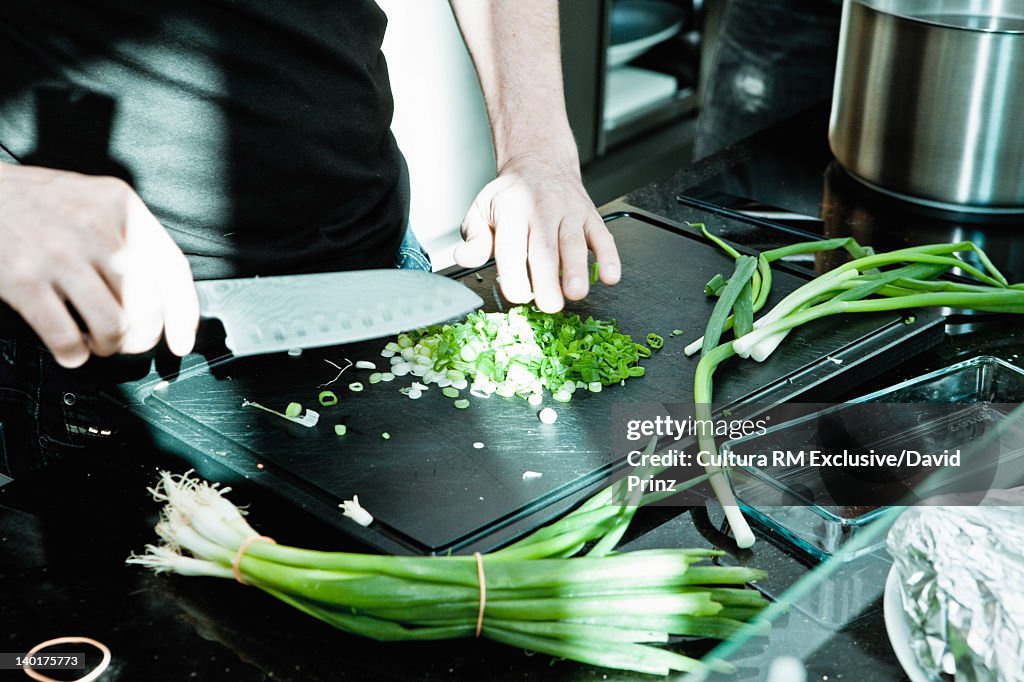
[829,0,1024,212]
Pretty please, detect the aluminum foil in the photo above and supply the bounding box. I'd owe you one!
[886,489,1024,682]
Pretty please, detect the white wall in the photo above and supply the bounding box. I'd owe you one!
[378,0,496,270]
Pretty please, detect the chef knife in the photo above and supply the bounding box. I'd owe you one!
[195,269,483,357]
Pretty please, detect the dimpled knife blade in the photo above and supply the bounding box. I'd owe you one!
[195,270,483,357]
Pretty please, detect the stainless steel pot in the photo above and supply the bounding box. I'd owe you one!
[829,0,1024,212]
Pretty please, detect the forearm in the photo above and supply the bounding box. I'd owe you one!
[449,0,579,173]
[450,1,620,309]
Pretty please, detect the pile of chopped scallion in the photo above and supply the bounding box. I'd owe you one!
[379,306,654,404]
[128,448,768,676]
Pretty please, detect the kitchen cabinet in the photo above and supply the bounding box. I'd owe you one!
[563,0,709,161]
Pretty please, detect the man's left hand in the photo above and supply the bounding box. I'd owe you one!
[454,154,621,313]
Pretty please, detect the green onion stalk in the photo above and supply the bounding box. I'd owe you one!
[128,454,768,677]
[689,229,1024,548]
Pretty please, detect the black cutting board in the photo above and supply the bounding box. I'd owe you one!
[125,212,942,554]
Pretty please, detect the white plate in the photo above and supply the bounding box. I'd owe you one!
[606,21,682,68]
[884,566,942,682]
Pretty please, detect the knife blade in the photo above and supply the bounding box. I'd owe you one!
[195,270,483,357]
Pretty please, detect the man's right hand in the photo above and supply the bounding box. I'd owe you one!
[0,163,199,368]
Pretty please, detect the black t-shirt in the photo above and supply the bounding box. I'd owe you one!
[0,1,407,279]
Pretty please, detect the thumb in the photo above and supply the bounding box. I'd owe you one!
[453,200,494,268]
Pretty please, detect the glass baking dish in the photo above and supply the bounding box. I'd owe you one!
[722,356,1024,561]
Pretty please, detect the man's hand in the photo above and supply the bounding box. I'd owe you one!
[0,163,199,368]
[454,153,620,313]
[449,0,622,312]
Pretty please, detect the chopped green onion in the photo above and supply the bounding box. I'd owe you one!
[285,402,303,418]
[242,399,319,427]
[348,382,364,392]
[339,495,373,526]
[318,391,338,407]
[374,306,650,404]
[453,399,470,409]
[442,387,460,398]
[590,261,600,285]
[368,373,383,384]
[381,431,391,440]
[671,329,684,336]
[704,273,727,297]
[646,333,664,350]
[334,424,347,436]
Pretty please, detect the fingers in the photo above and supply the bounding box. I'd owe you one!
[119,195,198,357]
[13,286,91,368]
[556,220,589,303]
[585,217,621,285]
[55,267,127,357]
[453,199,494,269]
[493,213,533,305]
[117,256,165,355]
[157,240,199,357]
[528,225,563,313]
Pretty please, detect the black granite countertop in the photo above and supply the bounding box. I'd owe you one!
[3,105,1023,682]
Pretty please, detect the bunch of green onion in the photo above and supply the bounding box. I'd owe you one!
[688,227,1024,548]
[128,451,767,676]
[377,306,652,404]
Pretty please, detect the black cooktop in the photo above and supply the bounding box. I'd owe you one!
[675,105,1024,285]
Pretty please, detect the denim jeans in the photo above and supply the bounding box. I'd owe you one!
[394,225,432,272]
[0,226,432,480]
[0,335,134,480]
